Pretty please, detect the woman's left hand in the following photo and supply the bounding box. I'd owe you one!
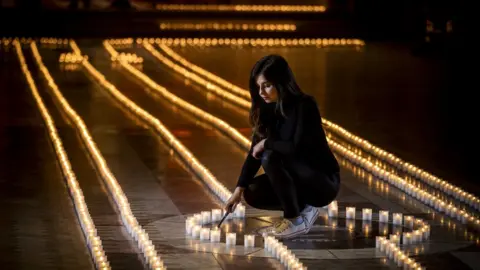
[252,139,266,159]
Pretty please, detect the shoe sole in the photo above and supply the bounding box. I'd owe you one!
[272,227,309,240]
[305,208,320,234]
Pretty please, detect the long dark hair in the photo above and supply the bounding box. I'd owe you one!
[249,54,305,141]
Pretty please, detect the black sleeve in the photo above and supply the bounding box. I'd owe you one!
[236,136,262,188]
[264,98,321,155]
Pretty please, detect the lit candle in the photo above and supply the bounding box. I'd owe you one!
[200,228,210,241]
[192,225,201,239]
[328,201,338,217]
[244,234,255,248]
[235,204,246,218]
[389,234,400,246]
[211,209,222,222]
[376,236,386,248]
[346,207,356,219]
[287,255,298,269]
[226,232,236,246]
[362,208,372,221]
[193,213,202,224]
[413,230,422,243]
[201,211,211,224]
[185,218,195,235]
[402,233,412,245]
[404,215,414,228]
[393,213,403,225]
[379,210,389,223]
[398,254,406,267]
[380,239,388,252]
[210,228,221,243]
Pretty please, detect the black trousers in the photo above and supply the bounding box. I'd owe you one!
[244,150,340,218]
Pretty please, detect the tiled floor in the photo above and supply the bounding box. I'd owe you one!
[0,41,478,269]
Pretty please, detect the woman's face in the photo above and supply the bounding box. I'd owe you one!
[256,74,278,103]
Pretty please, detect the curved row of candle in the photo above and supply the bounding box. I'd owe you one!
[149,42,478,216]
[326,138,480,229]
[323,121,480,212]
[155,4,326,12]
[35,41,165,269]
[328,202,428,269]
[159,22,297,32]
[14,40,111,270]
[101,40,308,268]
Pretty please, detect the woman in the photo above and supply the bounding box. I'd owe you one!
[225,54,341,239]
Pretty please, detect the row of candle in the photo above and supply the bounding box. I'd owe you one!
[98,40,307,268]
[327,202,406,225]
[14,40,111,270]
[327,138,480,228]
[159,22,297,32]
[36,41,165,269]
[153,42,478,221]
[264,236,306,269]
[107,41,251,153]
[322,120,480,212]
[112,52,143,64]
[59,53,86,63]
[155,4,326,12]
[376,237,424,269]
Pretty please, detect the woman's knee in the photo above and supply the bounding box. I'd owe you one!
[261,150,282,170]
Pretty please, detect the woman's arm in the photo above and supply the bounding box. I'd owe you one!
[236,136,262,188]
[264,97,321,155]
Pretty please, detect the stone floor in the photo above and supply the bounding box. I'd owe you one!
[0,41,478,269]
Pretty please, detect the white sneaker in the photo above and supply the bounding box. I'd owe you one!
[301,205,319,233]
[271,218,308,239]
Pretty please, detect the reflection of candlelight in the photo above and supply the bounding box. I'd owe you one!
[362,221,371,236]
[346,219,355,231]
[379,222,389,236]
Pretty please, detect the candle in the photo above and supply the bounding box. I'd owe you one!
[346,207,356,219]
[210,228,221,243]
[379,210,389,223]
[193,213,202,224]
[402,233,412,245]
[393,213,403,225]
[185,218,195,235]
[200,228,210,241]
[226,232,236,246]
[413,230,423,243]
[192,225,201,239]
[286,254,298,269]
[244,234,255,248]
[328,201,338,217]
[404,215,414,228]
[212,209,222,222]
[389,234,400,246]
[376,236,386,248]
[201,211,211,224]
[362,208,372,221]
[235,204,246,218]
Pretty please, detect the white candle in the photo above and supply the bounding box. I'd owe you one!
[393,213,403,225]
[226,232,236,246]
[200,228,210,241]
[192,225,201,239]
[398,254,405,267]
[201,211,211,224]
[380,239,388,252]
[404,215,414,228]
[185,218,195,235]
[402,233,412,245]
[211,209,222,222]
[193,213,202,224]
[286,254,298,269]
[389,234,400,246]
[210,228,221,243]
[379,210,389,223]
[413,230,423,243]
[235,204,246,218]
[328,201,338,217]
[346,207,356,219]
[362,208,372,221]
[376,236,385,248]
[244,234,255,248]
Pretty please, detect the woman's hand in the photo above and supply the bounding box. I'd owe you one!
[252,139,266,159]
[224,187,244,213]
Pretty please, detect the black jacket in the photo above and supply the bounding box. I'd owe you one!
[236,95,340,188]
